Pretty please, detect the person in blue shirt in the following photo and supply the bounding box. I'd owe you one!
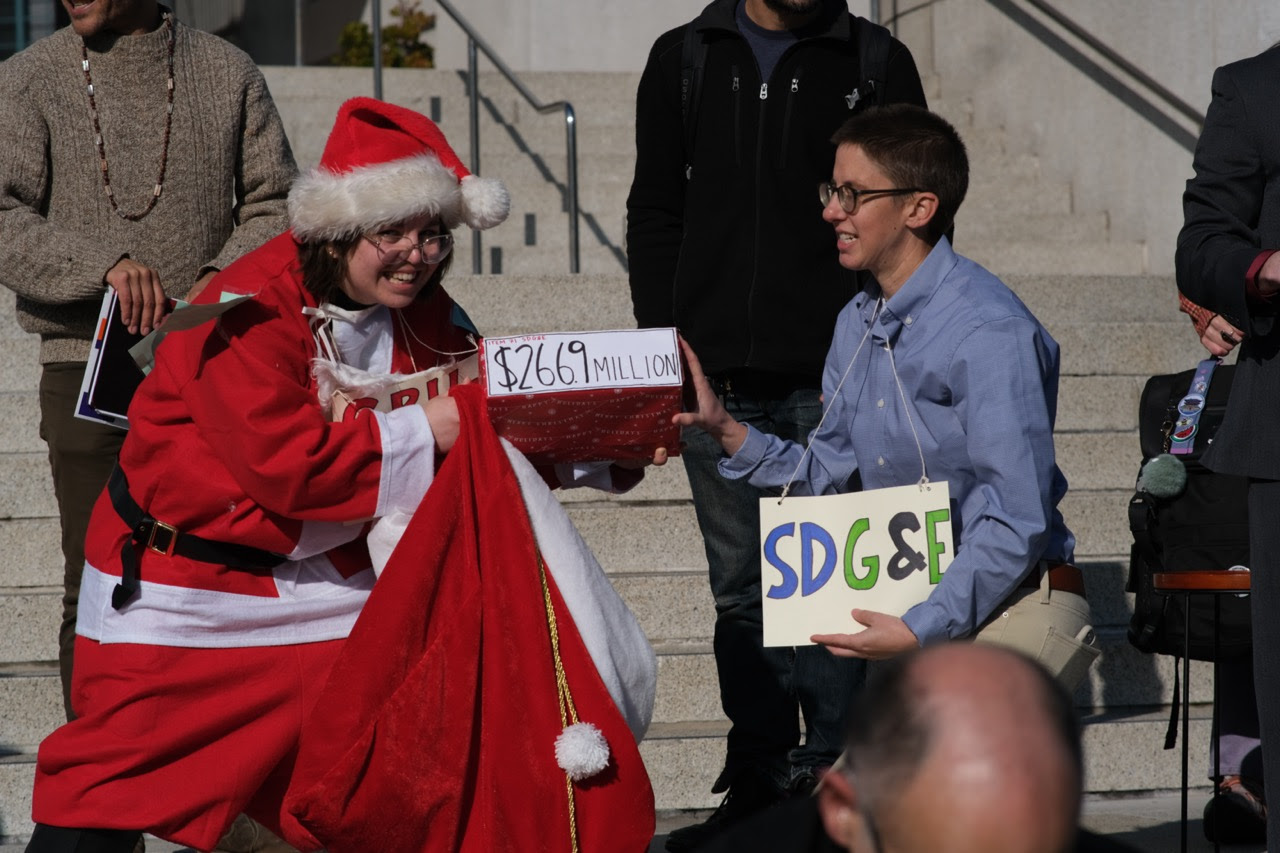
[675,104,1099,686]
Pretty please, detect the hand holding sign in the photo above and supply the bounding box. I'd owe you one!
[760,482,954,646]
[811,609,920,660]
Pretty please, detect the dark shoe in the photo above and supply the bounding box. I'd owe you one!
[212,814,298,853]
[1203,775,1266,844]
[25,825,141,853]
[787,767,822,798]
[664,769,787,852]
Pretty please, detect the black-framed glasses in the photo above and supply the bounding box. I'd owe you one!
[362,230,454,264]
[819,181,926,214]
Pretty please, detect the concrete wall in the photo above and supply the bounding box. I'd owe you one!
[925,0,1280,274]
[350,0,1277,276]
[418,0,872,72]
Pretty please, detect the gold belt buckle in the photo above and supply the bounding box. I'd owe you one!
[147,521,179,557]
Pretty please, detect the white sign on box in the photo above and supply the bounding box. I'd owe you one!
[482,328,683,397]
[759,482,954,647]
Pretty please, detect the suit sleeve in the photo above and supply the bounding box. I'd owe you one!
[626,33,686,330]
[1176,65,1271,331]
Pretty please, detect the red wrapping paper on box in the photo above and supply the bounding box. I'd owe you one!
[479,328,685,463]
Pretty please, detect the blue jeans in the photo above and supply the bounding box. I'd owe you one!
[682,382,866,792]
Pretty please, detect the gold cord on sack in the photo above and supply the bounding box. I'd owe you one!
[539,553,583,853]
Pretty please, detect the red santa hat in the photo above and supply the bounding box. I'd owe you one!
[288,97,510,241]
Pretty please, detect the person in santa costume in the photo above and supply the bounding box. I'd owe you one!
[25,98,658,853]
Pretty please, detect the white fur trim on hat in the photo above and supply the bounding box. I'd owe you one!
[289,153,468,242]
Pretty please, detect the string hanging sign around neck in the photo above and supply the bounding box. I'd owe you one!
[302,305,479,423]
[777,298,883,502]
[758,298,953,646]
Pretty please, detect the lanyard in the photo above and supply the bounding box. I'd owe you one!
[1168,357,1219,456]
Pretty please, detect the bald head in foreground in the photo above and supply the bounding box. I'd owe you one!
[818,644,1082,853]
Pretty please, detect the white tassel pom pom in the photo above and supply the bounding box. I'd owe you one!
[554,722,610,781]
[459,174,510,230]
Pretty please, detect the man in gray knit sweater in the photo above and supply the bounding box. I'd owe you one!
[0,0,297,729]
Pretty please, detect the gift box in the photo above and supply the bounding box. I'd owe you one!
[480,328,685,463]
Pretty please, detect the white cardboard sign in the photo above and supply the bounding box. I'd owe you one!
[759,481,954,646]
[329,355,480,423]
[482,328,682,397]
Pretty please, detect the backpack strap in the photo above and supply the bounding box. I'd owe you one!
[1128,491,1162,574]
[680,23,709,175]
[1164,664,1181,750]
[846,16,892,110]
[1126,492,1171,654]
[1169,357,1220,456]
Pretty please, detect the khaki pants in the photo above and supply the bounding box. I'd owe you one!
[971,569,1101,693]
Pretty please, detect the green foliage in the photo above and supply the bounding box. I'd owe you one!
[334,1,436,68]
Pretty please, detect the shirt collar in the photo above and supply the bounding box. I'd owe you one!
[870,237,959,340]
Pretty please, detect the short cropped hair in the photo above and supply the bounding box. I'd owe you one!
[842,647,1082,812]
[830,104,968,243]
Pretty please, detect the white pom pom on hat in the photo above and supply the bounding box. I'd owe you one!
[288,97,510,241]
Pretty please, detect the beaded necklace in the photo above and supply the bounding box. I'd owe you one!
[79,11,176,222]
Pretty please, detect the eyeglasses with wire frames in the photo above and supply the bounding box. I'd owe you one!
[362,229,454,264]
[819,181,926,215]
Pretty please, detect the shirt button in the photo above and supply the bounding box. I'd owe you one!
[877,456,885,466]
[877,399,885,408]
[905,315,914,325]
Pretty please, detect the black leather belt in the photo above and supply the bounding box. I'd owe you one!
[107,465,285,609]
[706,370,821,401]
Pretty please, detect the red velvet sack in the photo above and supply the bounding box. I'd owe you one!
[284,383,655,852]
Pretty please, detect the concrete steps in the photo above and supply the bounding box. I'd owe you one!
[257,67,1151,279]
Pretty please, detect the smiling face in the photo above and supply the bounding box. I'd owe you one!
[62,0,160,38]
[339,214,447,309]
[822,143,931,298]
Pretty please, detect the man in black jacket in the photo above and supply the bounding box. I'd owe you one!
[1175,42,1280,850]
[625,1,926,849]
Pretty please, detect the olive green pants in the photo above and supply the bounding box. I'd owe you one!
[38,362,125,720]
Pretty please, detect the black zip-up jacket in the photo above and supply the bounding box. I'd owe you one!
[626,0,926,382]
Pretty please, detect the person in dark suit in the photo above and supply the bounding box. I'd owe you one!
[1176,41,1280,850]
[693,644,1139,853]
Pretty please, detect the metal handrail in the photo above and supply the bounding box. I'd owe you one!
[429,0,580,274]
[6,2,28,53]
[1023,0,1203,127]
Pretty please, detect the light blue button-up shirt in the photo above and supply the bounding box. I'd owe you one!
[721,238,1074,645]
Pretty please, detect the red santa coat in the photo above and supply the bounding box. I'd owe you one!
[76,231,474,646]
[33,232,657,850]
